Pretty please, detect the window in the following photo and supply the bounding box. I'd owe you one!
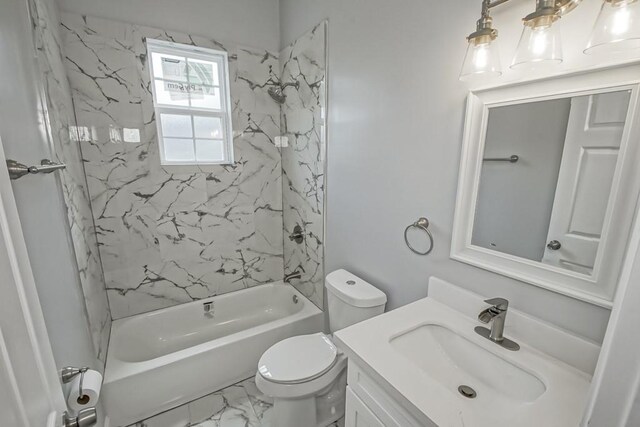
[147,39,234,165]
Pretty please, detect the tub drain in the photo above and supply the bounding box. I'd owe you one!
[458,385,476,399]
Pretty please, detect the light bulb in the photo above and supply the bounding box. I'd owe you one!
[460,38,502,81]
[612,7,631,35]
[532,27,551,55]
[511,23,563,69]
[474,44,490,68]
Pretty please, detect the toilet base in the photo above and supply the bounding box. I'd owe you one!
[273,396,317,427]
[262,363,347,427]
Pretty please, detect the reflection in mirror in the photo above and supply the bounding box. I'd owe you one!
[472,90,631,276]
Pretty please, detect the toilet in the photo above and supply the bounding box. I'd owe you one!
[255,269,387,427]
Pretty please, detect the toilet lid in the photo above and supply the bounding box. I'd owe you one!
[258,333,338,384]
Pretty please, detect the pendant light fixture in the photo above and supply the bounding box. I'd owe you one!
[460,0,640,82]
[460,0,503,81]
[585,0,640,54]
[511,0,564,68]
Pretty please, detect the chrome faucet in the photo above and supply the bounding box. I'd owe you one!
[475,297,520,351]
[284,270,302,283]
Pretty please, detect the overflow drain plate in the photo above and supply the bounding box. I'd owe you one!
[458,385,477,399]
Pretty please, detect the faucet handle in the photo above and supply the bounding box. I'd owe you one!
[484,297,509,311]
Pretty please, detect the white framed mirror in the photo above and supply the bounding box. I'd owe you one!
[452,65,640,308]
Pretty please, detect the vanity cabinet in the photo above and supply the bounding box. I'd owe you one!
[345,360,436,427]
[345,387,385,427]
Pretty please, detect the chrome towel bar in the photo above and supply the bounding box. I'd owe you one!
[6,159,66,180]
[483,154,519,163]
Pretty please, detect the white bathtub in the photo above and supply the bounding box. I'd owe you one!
[102,283,323,426]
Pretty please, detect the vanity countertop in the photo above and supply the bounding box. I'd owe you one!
[334,277,597,427]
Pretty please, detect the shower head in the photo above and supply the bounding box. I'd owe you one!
[268,81,299,104]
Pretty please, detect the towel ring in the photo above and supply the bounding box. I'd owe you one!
[404,217,434,256]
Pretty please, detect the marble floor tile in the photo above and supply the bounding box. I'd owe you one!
[127,376,344,427]
[239,378,273,427]
[189,382,259,427]
[128,403,190,427]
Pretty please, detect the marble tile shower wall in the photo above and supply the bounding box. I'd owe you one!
[280,22,327,309]
[30,0,111,364]
[61,13,284,319]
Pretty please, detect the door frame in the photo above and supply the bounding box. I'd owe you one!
[582,196,640,426]
[0,135,66,426]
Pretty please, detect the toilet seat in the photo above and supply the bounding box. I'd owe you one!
[258,333,338,384]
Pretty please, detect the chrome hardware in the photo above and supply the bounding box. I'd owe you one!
[404,217,434,256]
[475,297,520,351]
[61,366,85,384]
[289,225,304,244]
[284,270,302,283]
[483,154,519,163]
[268,81,300,104]
[7,159,66,180]
[61,366,90,404]
[547,240,562,250]
[458,385,477,399]
[292,295,299,304]
[63,408,98,427]
[203,301,214,318]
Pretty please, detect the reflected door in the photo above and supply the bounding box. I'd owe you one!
[542,91,630,274]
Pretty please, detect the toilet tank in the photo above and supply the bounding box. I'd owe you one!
[326,269,387,333]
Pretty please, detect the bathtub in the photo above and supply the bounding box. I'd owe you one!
[102,283,323,426]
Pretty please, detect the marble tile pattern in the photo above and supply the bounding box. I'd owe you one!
[61,13,284,319]
[128,377,344,427]
[29,0,111,365]
[280,23,328,309]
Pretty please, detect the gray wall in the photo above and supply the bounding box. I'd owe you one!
[56,0,280,52]
[0,0,98,372]
[628,389,640,426]
[279,0,613,343]
[472,99,571,261]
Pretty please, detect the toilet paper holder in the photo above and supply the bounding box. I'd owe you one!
[61,366,90,404]
[61,367,98,427]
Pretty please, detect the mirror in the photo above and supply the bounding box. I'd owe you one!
[452,66,640,306]
[473,90,631,276]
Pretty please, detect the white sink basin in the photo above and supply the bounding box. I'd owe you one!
[390,324,546,403]
[334,278,597,427]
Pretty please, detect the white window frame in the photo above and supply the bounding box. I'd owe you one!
[146,38,234,165]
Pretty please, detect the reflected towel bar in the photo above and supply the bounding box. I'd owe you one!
[483,155,519,163]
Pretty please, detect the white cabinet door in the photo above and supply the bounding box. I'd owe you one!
[345,386,385,427]
[543,91,630,274]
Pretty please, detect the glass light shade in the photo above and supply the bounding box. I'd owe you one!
[511,24,563,69]
[459,39,502,81]
[585,0,640,54]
